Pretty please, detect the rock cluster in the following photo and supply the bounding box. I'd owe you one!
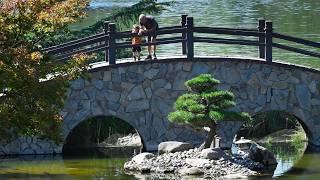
[124,147,265,179]
[116,133,142,146]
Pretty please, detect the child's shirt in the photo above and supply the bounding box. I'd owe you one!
[132,36,142,45]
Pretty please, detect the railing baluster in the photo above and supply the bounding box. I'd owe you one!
[108,23,116,65]
[258,19,265,59]
[265,21,273,64]
[104,21,111,62]
[186,17,194,60]
[181,15,188,55]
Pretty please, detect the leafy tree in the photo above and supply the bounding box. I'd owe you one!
[0,0,91,142]
[168,74,251,149]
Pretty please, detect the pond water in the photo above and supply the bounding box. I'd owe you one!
[0,142,312,179]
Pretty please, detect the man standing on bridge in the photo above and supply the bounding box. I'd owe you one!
[138,14,159,60]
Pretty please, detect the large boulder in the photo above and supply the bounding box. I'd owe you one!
[248,143,277,166]
[124,152,154,173]
[158,141,193,155]
[200,148,226,160]
[132,152,155,165]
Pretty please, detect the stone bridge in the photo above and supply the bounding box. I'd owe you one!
[61,56,320,151]
[1,56,320,154]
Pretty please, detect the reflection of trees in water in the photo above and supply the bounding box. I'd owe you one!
[262,141,307,177]
[243,111,298,139]
[262,141,306,163]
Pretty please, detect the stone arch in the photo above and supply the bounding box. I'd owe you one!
[236,110,309,140]
[62,113,147,152]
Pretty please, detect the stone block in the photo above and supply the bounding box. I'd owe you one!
[144,68,159,79]
[70,79,84,90]
[126,100,150,112]
[296,84,311,110]
[127,85,146,101]
[103,71,111,81]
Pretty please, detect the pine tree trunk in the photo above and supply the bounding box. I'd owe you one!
[199,125,216,150]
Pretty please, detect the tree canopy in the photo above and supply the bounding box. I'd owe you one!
[168,74,251,148]
[0,0,91,142]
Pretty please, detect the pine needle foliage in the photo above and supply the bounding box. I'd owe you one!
[168,74,251,148]
[169,74,250,126]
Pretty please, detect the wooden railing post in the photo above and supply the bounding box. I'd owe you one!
[108,23,116,65]
[104,21,111,62]
[258,19,265,59]
[181,14,188,55]
[186,17,194,60]
[265,21,273,64]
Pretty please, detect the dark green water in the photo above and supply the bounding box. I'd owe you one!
[0,142,310,179]
[0,154,133,179]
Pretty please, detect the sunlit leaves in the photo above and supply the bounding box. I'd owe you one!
[0,0,90,142]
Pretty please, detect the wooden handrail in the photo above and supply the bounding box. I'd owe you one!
[195,37,263,46]
[117,38,183,49]
[273,43,320,58]
[54,44,106,61]
[273,32,320,48]
[46,35,106,54]
[194,27,262,37]
[43,16,319,64]
[43,33,105,52]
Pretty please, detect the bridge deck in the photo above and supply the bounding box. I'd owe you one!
[89,54,187,69]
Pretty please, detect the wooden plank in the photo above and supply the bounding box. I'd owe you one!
[116,39,183,49]
[44,33,105,52]
[194,27,262,37]
[46,35,106,54]
[54,44,106,61]
[115,28,184,39]
[196,26,257,32]
[273,32,320,48]
[273,43,320,58]
[195,37,262,46]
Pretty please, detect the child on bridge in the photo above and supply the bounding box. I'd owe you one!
[132,25,142,61]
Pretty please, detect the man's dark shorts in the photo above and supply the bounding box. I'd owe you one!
[132,46,141,52]
[147,23,159,42]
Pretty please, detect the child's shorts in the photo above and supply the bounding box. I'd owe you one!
[132,46,141,52]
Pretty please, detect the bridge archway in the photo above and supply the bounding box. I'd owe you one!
[236,110,308,143]
[62,115,143,154]
[62,57,320,151]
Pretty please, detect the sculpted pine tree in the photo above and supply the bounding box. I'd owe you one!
[168,74,251,149]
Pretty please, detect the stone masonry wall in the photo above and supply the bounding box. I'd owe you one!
[2,57,320,155]
[0,137,61,155]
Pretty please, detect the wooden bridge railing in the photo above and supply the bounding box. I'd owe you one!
[43,15,320,64]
